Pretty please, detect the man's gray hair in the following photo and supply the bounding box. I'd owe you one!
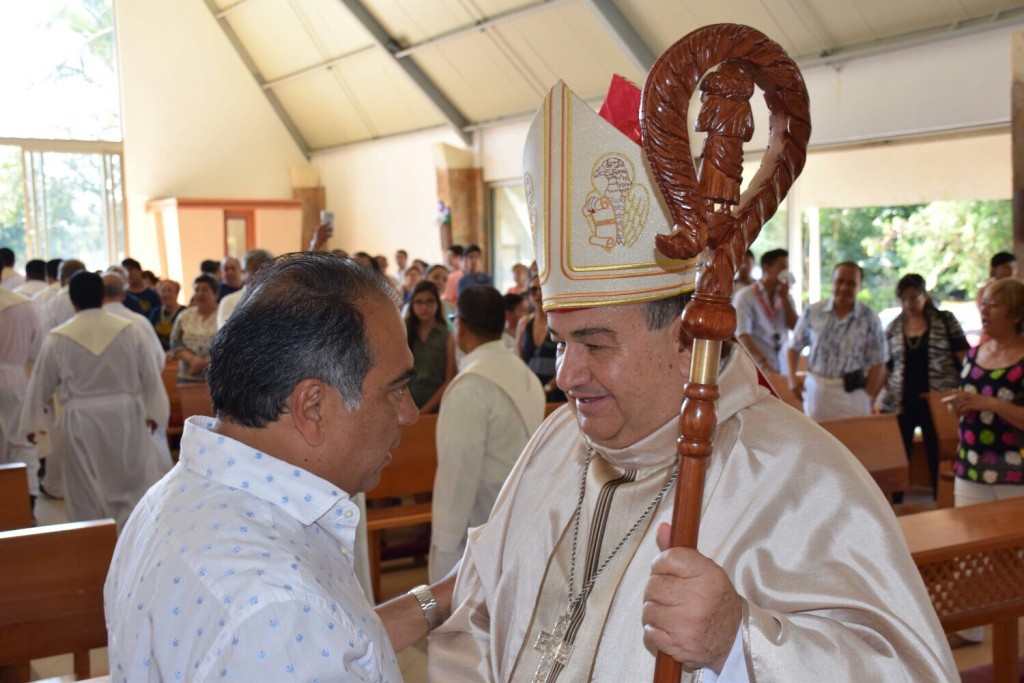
[641,292,691,330]
[242,248,274,275]
[208,252,397,428]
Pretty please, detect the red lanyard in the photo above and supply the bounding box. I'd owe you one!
[752,281,778,320]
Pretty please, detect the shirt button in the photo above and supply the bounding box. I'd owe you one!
[343,510,354,519]
[340,546,350,556]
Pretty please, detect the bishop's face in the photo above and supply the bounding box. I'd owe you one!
[549,303,688,449]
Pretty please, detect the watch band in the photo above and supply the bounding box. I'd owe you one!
[408,583,443,631]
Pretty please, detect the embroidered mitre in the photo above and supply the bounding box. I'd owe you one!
[522,78,696,312]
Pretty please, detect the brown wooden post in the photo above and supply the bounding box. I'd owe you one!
[640,24,810,681]
[1012,31,1024,264]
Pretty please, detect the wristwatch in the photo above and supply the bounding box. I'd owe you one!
[408,584,444,631]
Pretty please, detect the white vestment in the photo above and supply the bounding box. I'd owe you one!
[429,340,545,581]
[19,309,170,529]
[42,287,74,330]
[13,279,47,298]
[0,290,43,496]
[216,287,244,329]
[103,301,173,468]
[428,352,957,682]
[0,267,24,290]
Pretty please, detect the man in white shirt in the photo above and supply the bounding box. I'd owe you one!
[106,253,457,682]
[41,258,85,331]
[20,271,169,529]
[0,287,43,507]
[13,259,48,298]
[103,270,173,469]
[0,247,25,290]
[734,248,797,373]
[430,286,545,581]
[216,248,274,328]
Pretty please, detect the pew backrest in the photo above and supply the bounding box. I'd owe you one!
[177,381,213,421]
[922,391,959,461]
[0,463,33,531]
[0,519,117,679]
[818,414,909,498]
[367,413,438,501]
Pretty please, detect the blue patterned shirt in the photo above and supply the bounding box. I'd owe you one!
[790,299,887,378]
[105,416,401,682]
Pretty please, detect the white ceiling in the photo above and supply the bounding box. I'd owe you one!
[205,0,1024,154]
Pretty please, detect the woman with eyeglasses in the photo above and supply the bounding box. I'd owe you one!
[404,280,455,414]
[879,273,969,498]
[515,277,566,402]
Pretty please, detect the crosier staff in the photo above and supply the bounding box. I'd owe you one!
[639,24,811,683]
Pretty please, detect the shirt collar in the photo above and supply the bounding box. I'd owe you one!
[179,417,360,543]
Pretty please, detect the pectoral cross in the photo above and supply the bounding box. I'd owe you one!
[531,612,574,682]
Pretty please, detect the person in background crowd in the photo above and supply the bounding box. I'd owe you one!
[43,258,86,331]
[395,248,409,283]
[412,258,430,274]
[14,259,48,298]
[377,254,399,289]
[429,286,545,581]
[353,251,382,274]
[945,277,1024,646]
[0,285,43,509]
[788,262,887,420]
[734,248,797,373]
[457,244,492,295]
[509,263,529,294]
[516,275,565,402]
[217,248,274,328]
[171,274,219,383]
[975,251,1018,311]
[879,274,969,499]
[405,281,455,414]
[427,264,455,327]
[142,270,159,288]
[502,293,528,351]
[0,247,25,290]
[150,279,183,351]
[20,271,169,530]
[219,256,244,300]
[122,257,161,315]
[30,258,63,320]
[734,248,756,291]
[199,258,222,281]
[442,245,464,303]
[400,264,423,307]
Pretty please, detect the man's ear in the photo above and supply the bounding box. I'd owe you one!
[288,378,327,447]
[670,317,692,381]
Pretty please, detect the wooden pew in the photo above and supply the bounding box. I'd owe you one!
[0,464,33,531]
[899,497,1024,682]
[765,372,803,412]
[923,391,959,508]
[365,413,438,602]
[163,360,183,439]
[0,519,117,682]
[818,414,909,500]
[177,381,213,420]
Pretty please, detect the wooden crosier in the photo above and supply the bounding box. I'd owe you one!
[639,24,810,681]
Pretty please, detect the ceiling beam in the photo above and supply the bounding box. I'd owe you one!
[394,0,575,59]
[263,45,377,89]
[338,0,472,145]
[202,0,311,158]
[585,0,654,73]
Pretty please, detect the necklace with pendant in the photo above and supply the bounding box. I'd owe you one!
[531,448,679,682]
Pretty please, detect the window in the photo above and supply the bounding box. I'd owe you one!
[0,1,125,270]
[491,184,533,293]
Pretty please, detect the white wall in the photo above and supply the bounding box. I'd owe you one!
[312,127,466,266]
[115,0,306,276]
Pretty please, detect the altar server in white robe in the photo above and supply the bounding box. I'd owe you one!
[0,288,43,500]
[427,80,956,681]
[429,286,545,581]
[20,271,169,529]
[102,271,173,469]
[41,258,85,331]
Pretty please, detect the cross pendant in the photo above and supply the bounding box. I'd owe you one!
[531,612,574,683]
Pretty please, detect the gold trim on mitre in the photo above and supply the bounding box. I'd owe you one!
[523,80,696,312]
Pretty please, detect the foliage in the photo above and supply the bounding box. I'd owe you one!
[0,147,26,266]
[813,200,1012,311]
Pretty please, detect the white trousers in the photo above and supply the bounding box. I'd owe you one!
[803,373,871,421]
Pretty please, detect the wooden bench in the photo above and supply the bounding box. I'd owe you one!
[0,464,33,531]
[0,519,117,682]
[765,372,803,412]
[162,361,183,438]
[818,414,909,500]
[923,391,959,508]
[177,381,213,420]
[365,413,438,602]
[899,497,1024,682]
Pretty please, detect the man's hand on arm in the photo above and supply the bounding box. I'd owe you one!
[376,562,457,652]
[642,523,742,675]
[786,349,803,401]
